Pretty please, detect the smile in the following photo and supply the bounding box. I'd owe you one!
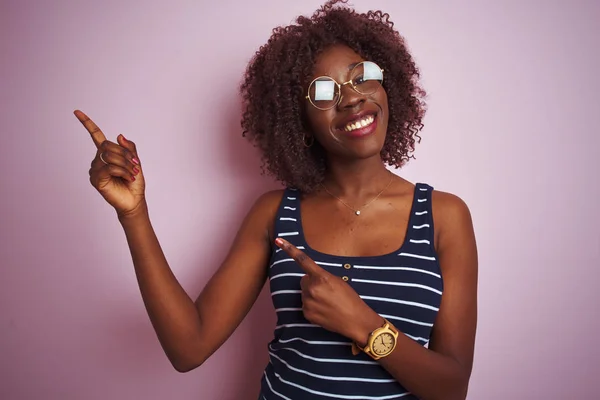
[343,115,375,132]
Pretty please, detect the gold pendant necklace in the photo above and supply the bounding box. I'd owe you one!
[320,172,394,216]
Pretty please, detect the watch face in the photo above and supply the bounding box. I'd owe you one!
[373,332,395,355]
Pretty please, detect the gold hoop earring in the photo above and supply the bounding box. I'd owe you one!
[303,134,314,148]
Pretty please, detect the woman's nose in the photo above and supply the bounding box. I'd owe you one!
[337,83,366,109]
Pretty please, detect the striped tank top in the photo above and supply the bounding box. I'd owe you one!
[259,183,443,399]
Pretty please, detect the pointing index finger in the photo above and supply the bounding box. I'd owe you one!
[74,110,106,149]
[275,238,323,276]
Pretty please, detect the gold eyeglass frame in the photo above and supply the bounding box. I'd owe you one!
[305,61,385,111]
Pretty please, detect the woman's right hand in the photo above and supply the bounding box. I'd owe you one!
[74,110,146,217]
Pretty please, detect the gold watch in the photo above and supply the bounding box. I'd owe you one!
[352,319,399,360]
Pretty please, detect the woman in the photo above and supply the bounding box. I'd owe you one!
[75,1,478,398]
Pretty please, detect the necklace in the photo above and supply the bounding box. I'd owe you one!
[320,172,394,216]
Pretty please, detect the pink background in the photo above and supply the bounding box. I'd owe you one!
[1,1,599,399]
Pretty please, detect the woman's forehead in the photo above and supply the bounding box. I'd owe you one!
[312,45,365,76]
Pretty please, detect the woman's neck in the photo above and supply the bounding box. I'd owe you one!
[322,156,393,198]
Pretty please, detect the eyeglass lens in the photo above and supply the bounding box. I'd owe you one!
[308,61,383,109]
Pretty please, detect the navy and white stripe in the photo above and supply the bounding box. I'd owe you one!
[259,183,443,400]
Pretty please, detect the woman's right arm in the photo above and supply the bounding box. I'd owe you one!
[120,191,278,372]
[75,110,280,372]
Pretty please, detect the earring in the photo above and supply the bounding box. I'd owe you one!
[303,134,314,148]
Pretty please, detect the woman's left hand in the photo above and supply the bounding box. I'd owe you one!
[275,238,383,344]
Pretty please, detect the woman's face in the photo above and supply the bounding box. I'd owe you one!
[304,44,389,162]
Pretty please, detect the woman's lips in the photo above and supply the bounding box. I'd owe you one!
[339,114,378,138]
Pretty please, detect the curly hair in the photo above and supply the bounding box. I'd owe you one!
[240,0,426,193]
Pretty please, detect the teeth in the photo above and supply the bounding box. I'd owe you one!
[344,115,374,132]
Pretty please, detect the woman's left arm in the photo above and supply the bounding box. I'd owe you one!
[353,191,478,400]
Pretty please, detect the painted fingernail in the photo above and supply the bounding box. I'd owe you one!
[275,238,284,246]
[131,175,136,182]
[133,167,139,174]
[132,157,140,165]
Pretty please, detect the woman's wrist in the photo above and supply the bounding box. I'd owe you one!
[349,308,386,347]
[118,200,149,226]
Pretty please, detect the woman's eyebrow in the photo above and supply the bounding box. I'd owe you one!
[348,62,360,70]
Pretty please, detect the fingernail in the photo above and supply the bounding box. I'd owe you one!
[132,157,140,165]
[275,238,284,246]
[131,175,136,182]
[121,134,127,141]
[133,167,139,174]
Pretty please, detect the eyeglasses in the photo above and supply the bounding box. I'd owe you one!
[305,61,384,111]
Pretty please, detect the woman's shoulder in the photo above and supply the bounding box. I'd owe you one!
[430,188,472,220]
[246,189,288,222]
[253,188,288,206]
[247,189,291,241]
[429,187,474,248]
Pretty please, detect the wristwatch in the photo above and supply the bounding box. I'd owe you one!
[352,319,399,360]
